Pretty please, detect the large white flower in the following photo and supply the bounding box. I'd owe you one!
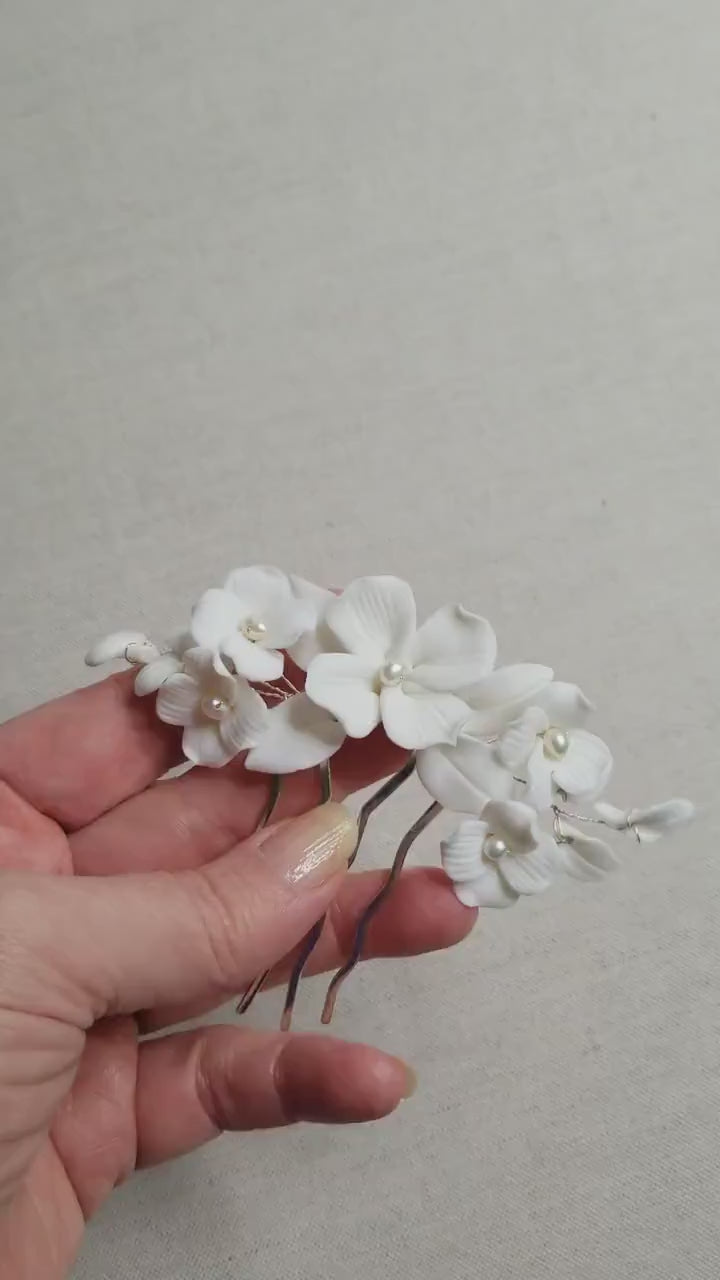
[156,647,268,767]
[441,801,564,908]
[416,663,554,812]
[305,576,495,750]
[498,682,613,810]
[190,565,314,682]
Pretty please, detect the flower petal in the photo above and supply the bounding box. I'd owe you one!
[219,682,269,753]
[626,798,696,843]
[553,730,613,799]
[457,871,519,909]
[417,739,513,812]
[182,648,237,699]
[558,825,620,880]
[594,801,629,830]
[460,664,554,734]
[305,653,380,738]
[440,818,487,882]
[498,833,559,896]
[134,654,183,696]
[84,630,150,666]
[482,800,541,854]
[156,675,199,726]
[182,721,236,768]
[524,742,554,810]
[411,605,497,690]
[222,633,284,682]
[191,588,244,649]
[538,682,594,729]
[324,576,416,663]
[223,565,293,613]
[287,576,336,670]
[497,707,548,770]
[380,686,468,750]
[245,693,346,773]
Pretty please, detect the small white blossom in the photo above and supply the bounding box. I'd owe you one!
[441,800,564,908]
[191,565,315,682]
[306,576,496,750]
[156,647,268,768]
[498,682,613,809]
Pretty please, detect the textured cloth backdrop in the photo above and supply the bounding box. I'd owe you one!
[2,3,719,1278]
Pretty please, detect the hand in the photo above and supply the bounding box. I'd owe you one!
[0,673,475,1279]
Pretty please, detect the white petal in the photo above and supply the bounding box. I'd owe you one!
[245,693,345,774]
[287,577,336,669]
[305,653,380,738]
[498,835,559,896]
[553,730,613,799]
[457,871,519,909]
[84,630,150,666]
[559,826,620,880]
[460,664,554,734]
[219,682,269,753]
[482,800,541,854]
[324,576,416,663]
[222,633,284,682]
[538,682,594,729]
[626,798,696,843]
[156,675,199,726]
[134,654,183,695]
[411,605,497,690]
[183,721,236,768]
[524,742,554,810]
[380,686,468,750]
[191,588,244,649]
[417,739,513,812]
[223,564,293,613]
[182,648,237,699]
[441,818,487,882]
[260,594,315,649]
[497,708,547,770]
[594,801,629,830]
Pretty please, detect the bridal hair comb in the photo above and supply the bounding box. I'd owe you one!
[86,568,695,1026]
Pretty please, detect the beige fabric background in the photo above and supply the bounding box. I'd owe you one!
[2,3,719,1277]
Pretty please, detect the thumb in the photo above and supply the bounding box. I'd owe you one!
[2,803,355,1024]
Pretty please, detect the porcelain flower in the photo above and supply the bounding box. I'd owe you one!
[156,647,268,767]
[595,798,696,843]
[190,565,315,682]
[305,576,496,750]
[498,682,613,809]
[441,801,564,908]
[416,663,554,812]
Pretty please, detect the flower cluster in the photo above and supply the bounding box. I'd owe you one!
[86,567,695,914]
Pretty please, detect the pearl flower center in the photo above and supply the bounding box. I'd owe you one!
[243,618,267,643]
[482,833,509,862]
[543,726,570,761]
[201,694,229,721]
[379,660,406,687]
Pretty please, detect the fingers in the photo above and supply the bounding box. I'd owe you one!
[0,781,71,873]
[69,727,408,875]
[0,673,181,829]
[3,806,356,1024]
[135,1025,415,1165]
[140,867,476,1032]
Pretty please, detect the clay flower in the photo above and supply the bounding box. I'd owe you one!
[190,566,314,682]
[305,576,495,750]
[594,798,696,843]
[156,647,268,767]
[498,682,613,809]
[441,801,563,908]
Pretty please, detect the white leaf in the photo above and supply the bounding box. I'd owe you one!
[84,630,150,667]
[245,693,346,773]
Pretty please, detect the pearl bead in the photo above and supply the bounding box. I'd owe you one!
[380,660,405,687]
[243,619,267,643]
[482,834,508,862]
[201,694,228,720]
[543,726,570,761]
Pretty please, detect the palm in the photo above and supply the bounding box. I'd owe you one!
[0,672,472,1278]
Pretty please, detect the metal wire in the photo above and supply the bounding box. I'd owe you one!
[235,775,282,1016]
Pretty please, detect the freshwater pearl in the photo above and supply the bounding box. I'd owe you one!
[201,694,228,720]
[244,619,267,643]
[543,726,570,761]
[482,834,508,862]
[379,660,405,687]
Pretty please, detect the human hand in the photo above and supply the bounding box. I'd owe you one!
[0,672,475,1279]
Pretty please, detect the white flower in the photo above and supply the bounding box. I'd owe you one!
[416,663,554,812]
[190,565,315,682]
[156,647,268,767]
[305,576,496,750]
[498,682,613,809]
[595,798,696,843]
[245,692,345,774]
[441,801,564,908]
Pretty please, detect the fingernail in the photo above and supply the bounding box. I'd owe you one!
[402,1064,418,1100]
[260,802,356,888]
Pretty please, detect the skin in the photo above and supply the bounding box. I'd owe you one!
[0,671,476,1279]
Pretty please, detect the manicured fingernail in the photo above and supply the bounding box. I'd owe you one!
[402,1064,418,1099]
[260,802,356,888]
